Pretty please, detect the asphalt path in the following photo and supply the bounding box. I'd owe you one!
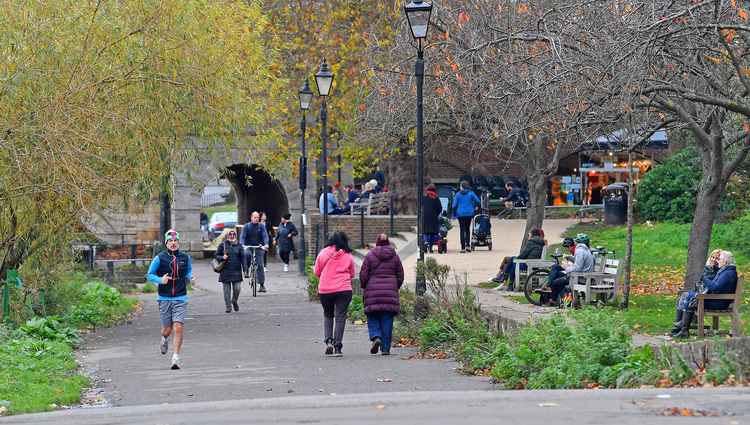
[73,258,492,407]
[5,388,749,424]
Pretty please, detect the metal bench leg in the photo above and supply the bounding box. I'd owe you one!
[712,316,719,334]
[697,301,705,337]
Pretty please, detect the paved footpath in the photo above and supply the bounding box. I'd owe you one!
[75,258,493,408]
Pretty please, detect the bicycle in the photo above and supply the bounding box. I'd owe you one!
[523,246,614,307]
[244,245,263,297]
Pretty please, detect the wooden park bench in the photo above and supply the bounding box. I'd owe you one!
[696,277,743,337]
[350,192,390,216]
[568,258,620,306]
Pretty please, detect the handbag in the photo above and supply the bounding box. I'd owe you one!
[212,242,228,273]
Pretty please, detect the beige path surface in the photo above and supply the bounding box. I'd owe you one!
[402,218,577,287]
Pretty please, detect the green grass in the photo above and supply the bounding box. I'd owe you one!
[203,202,236,218]
[477,281,500,289]
[503,215,750,336]
[0,335,89,414]
[0,273,137,415]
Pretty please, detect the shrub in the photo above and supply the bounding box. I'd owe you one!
[142,282,157,293]
[19,317,79,347]
[348,295,366,322]
[65,281,135,328]
[305,257,319,301]
[636,148,702,223]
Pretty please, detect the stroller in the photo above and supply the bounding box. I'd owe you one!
[470,212,492,251]
[436,213,452,254]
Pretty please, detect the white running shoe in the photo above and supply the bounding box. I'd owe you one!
[170,353,182,370]
[283,264,289,272]
[264,266,268,272]
[160,335,168,355]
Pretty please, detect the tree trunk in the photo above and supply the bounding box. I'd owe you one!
[522,173,547,251]
[621,149,635,309]
[684,181,723,290]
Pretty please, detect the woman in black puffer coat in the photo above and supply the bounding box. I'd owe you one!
[216,229,246,313]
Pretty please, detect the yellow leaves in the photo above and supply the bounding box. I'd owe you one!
[704,55,722,64]
[517,3,530,15]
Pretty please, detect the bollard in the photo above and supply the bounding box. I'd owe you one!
[388,191,396,237]
[107,261,115,283]
[130,244,137,265]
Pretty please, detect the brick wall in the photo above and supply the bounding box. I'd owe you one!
[303,213,416,257]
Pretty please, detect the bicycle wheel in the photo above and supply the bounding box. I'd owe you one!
[524,269,550,306]
[251,267,257,297]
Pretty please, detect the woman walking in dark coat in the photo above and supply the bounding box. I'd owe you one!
[359,234,404,355]
[276,213,298,272]
[215,229,246,313]
[422,184,443,253]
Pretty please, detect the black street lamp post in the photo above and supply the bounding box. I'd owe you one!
[404,0,432,297]
[298,80,313,273]
[315,59,335,242]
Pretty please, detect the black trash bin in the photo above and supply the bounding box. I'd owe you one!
[603,183,628,225]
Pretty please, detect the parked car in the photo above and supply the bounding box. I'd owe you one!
[208,211,238,240]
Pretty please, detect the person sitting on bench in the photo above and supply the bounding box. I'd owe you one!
[671,250,737,338]
[319,185,345,215]
[542,233,594,305]
[491,228,546,290]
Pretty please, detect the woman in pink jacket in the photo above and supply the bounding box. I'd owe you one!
[314,231,355,357]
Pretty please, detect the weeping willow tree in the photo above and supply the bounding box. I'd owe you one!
[0,0,287,284]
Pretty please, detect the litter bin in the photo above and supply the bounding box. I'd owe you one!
[603,183,628,225]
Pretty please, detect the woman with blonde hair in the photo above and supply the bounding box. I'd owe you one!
[671,250,738,338]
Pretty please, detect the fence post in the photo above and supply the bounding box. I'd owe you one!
[130,244,137,265]
[314,223,321,256]
[106,261,115,283]
[2,281,9,323]
[360,208,365,248]
[389,191,395,237]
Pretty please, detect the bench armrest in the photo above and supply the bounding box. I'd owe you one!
[515,259,555,266]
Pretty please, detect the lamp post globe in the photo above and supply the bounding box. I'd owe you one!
[404,0,432,42]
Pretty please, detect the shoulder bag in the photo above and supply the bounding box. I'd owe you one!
[212,241,228,273]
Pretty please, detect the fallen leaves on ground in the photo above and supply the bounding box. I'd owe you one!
[406,350,448,360]
[630,266,685,295]
[394,337,418,347]
[659,407,722,417]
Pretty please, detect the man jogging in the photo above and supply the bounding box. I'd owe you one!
[147,229,194,369]
[240,211,270,292]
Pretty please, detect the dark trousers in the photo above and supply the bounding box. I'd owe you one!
[280,250,291,265]
[458,216,472,250]
[366,311,395,353]
[320,290,352,346]
[222,281,241,307]
[547,264,568,301]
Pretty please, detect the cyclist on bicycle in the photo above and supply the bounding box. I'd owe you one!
[542,234,594,306]
[240,211,270,293]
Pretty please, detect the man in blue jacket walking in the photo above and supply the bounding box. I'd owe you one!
[452,180,481,252]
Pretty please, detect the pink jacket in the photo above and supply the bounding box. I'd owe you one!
[314,246,355,294]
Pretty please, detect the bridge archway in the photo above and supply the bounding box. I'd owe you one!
[225,164,289,226]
